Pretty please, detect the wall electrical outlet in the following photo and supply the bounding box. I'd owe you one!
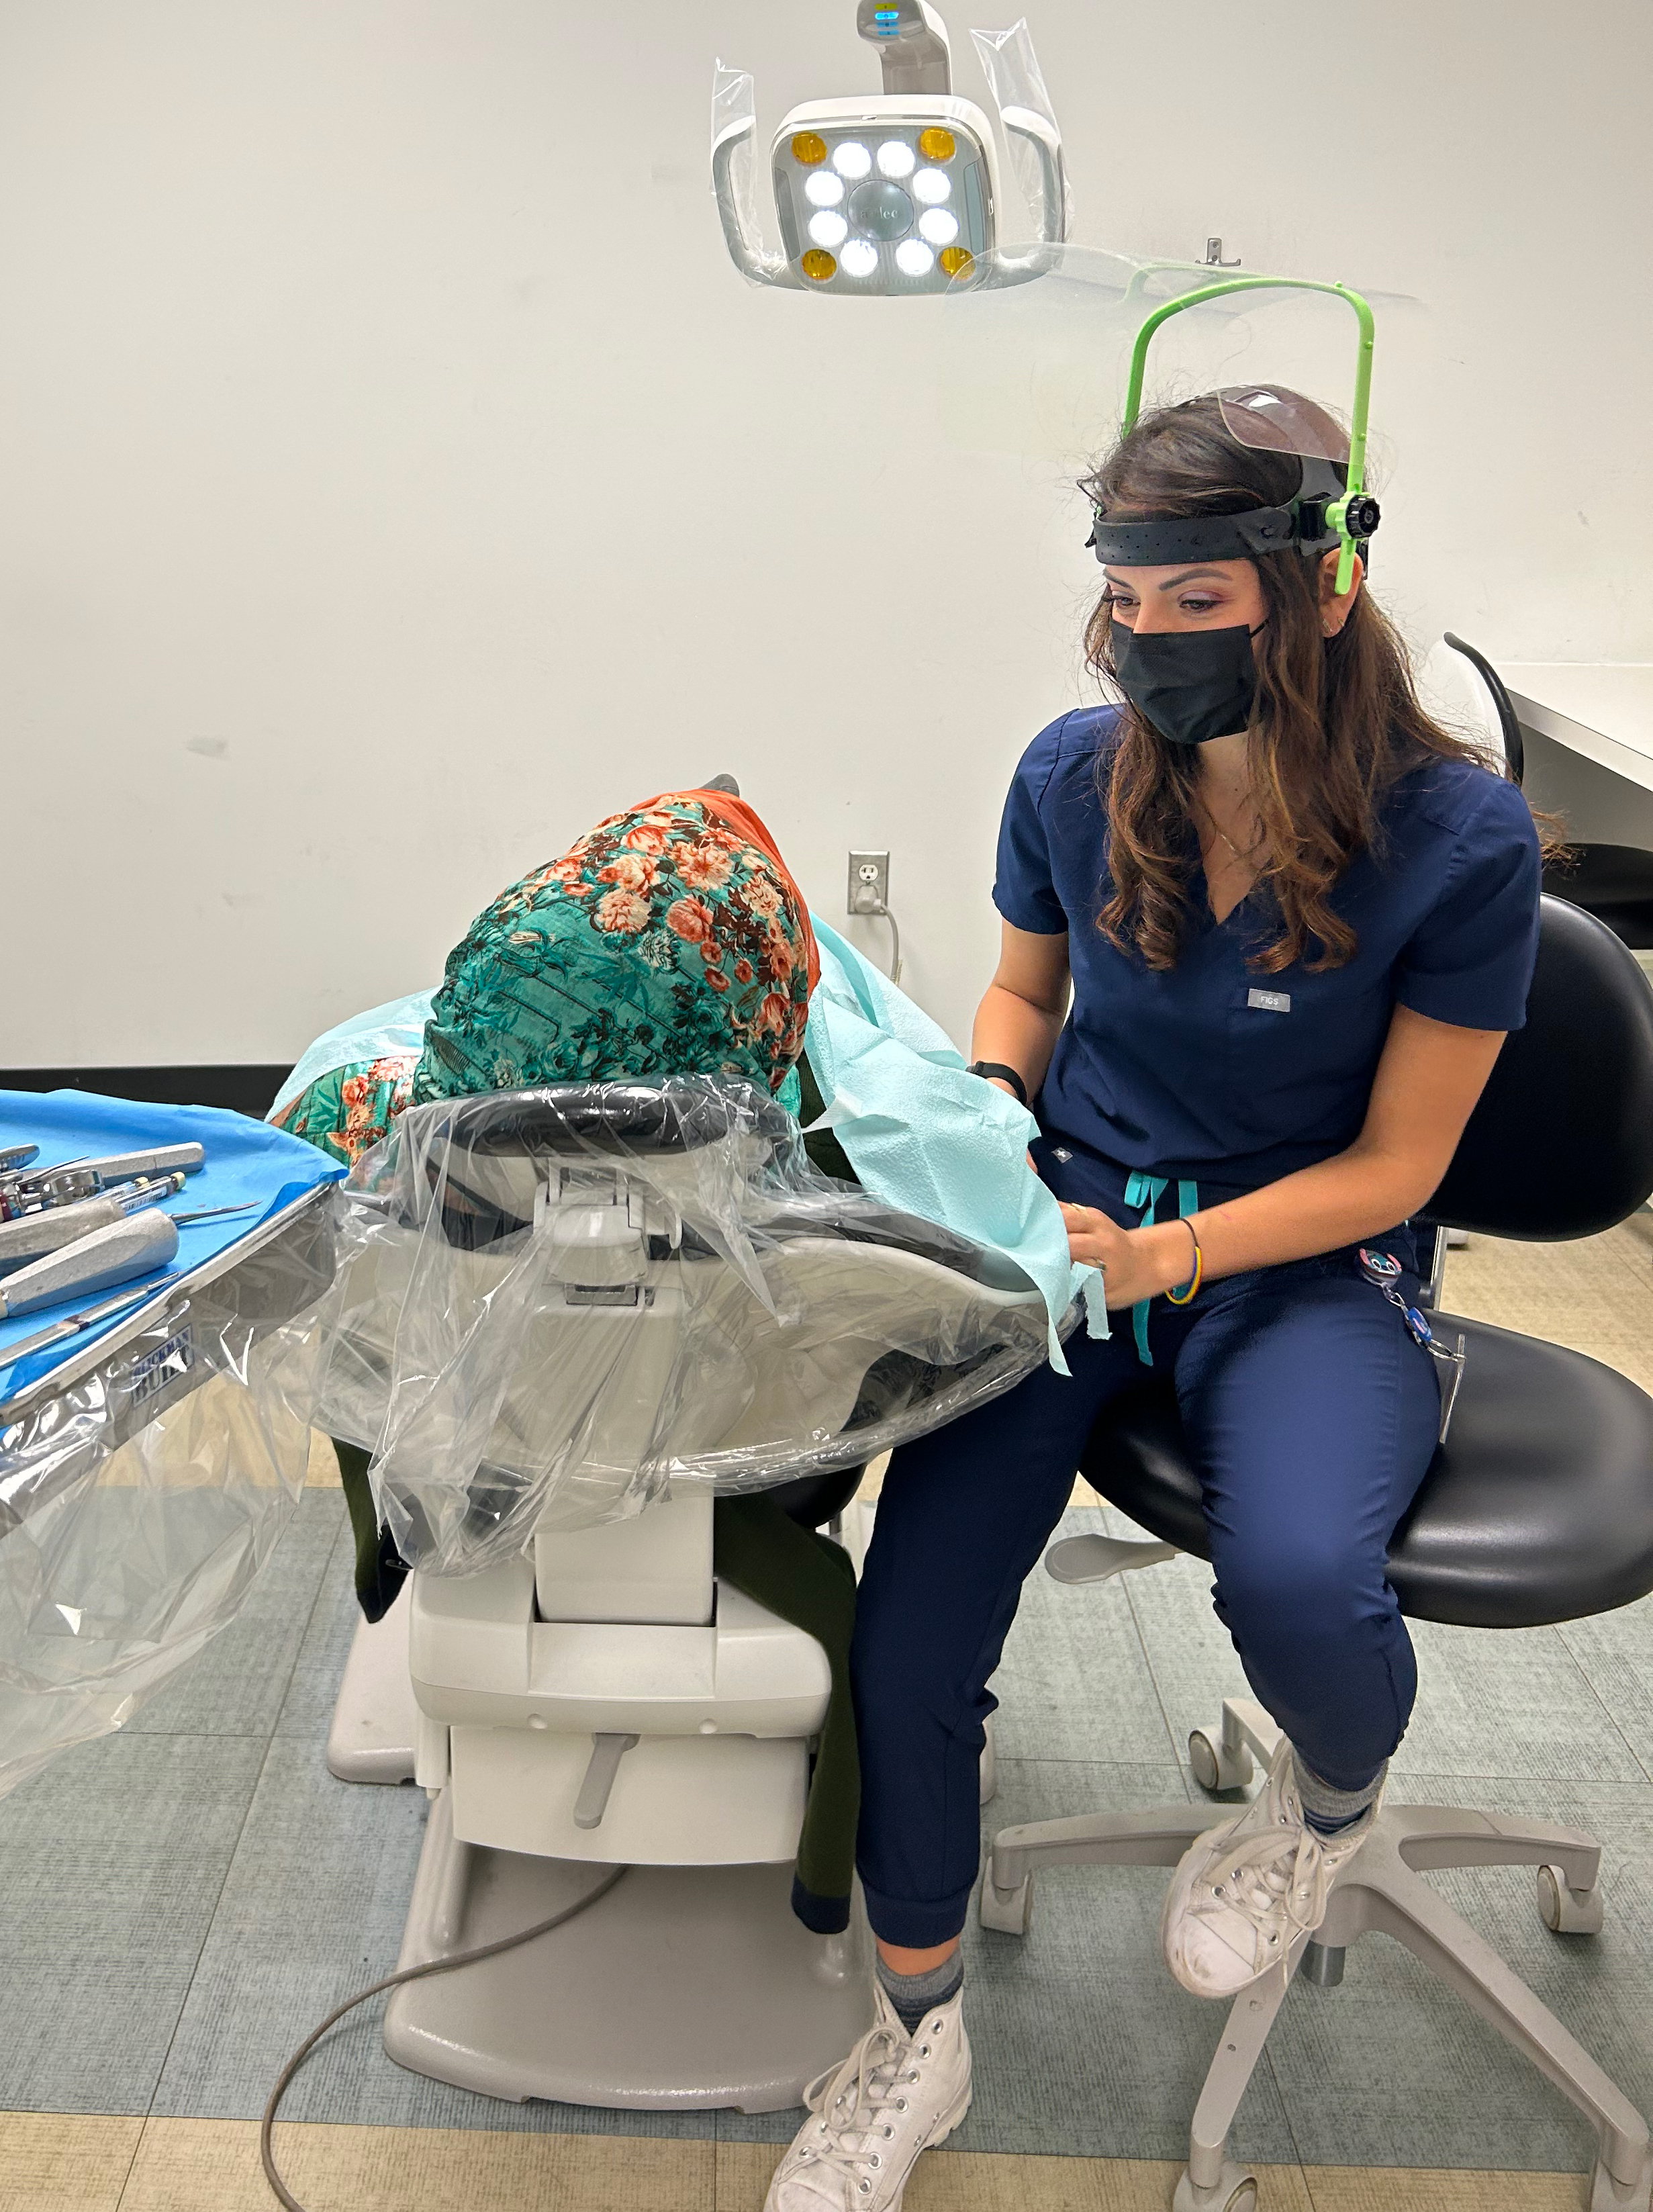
[847,851,890,915]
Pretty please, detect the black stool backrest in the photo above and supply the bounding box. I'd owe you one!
[1444,632,1525,784]
[1422,895,1653,1240]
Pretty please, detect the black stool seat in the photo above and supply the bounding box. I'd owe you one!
[1543,845,1653,950]
[1080,1313,1653,1630]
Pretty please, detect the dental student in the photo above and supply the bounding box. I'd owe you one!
[765,388,1542,2211]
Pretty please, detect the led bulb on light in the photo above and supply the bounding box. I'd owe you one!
[839,238,880,277]
[918,207,959,246]
[876,138,916,179]
[912,167,951,205]
[808,210,849,248]
[832,140,872,179]
[804,171,845,208]
[894,238,935,277]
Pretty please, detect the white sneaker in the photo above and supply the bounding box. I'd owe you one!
[1162,1739,1377,2000]
[763,1982,972,2210]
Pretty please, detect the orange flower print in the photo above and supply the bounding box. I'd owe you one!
[678,841,734,892]
[700,939,725,966]
[734,958,754,984]
[340,1074,369,1110]
[762,929,796,981]
[705,967,730,993]
[598,852,657,893]
[624,822,673,855]
[666,896,716,943]
[741,874,784,922]
[758,992,791,1035]
[594,887,651,934]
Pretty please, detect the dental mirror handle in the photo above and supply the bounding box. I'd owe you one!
[0,1193,128,1276]
[46,1141,204,1184]
[0,1209,180,1318]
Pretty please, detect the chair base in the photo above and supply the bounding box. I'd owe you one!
[383,1788,875,2111]
[982,1700,1653,2212]
[325,1586,418,1785]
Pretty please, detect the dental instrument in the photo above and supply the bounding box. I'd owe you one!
[0,1273,181,1367]
[0,1207,179,1318]
[0,1187,256,1273]
[3,1140,206,1207]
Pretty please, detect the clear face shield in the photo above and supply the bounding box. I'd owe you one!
[935,246,1419,590]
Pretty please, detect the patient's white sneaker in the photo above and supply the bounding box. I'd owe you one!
[763,1983,972,2209]
[1162,1739,1377,2000]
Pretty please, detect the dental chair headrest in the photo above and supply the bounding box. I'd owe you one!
[411,1080,792,1251]
[428,1081,792,1160]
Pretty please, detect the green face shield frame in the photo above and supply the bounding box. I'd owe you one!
[1091,276,1379,596]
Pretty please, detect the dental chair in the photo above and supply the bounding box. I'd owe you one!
[319,1078,1053,2111]
[980,895,1653,2212]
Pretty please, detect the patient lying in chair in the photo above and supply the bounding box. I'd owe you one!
[273,784,826,1168]
[278,784,1071,1935]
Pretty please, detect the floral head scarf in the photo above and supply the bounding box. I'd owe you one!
[411,790,819,1106]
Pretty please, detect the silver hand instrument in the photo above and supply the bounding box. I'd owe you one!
[0,1275,181,1368]
[0,1209,179,1320]
[0,1169,188,1224]
[8,1143,206,1203]
[0,1178,238,1275]
[0,1144,38,1176]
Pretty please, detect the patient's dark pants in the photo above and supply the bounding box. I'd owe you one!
[851,1158,1442,1951]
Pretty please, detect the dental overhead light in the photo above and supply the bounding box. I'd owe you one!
[712,4,1068,295]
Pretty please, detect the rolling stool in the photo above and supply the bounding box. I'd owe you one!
[980,896,1653,2212]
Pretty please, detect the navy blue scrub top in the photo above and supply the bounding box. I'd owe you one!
[994,706,1543,1199]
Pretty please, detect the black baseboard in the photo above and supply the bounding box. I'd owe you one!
[1,1066,293,1119]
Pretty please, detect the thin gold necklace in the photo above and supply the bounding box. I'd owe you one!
[1197,796,1268,871]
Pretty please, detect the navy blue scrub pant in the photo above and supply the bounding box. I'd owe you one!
[851,1158,1442,1952]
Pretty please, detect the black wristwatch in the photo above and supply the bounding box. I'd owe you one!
[967,1060,1029,1106]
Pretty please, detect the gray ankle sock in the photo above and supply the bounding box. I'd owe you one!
[1292,1750,1385,1836]
[876,1951,963,2036]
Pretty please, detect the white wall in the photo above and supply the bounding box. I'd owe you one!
[5,0,1649,1066]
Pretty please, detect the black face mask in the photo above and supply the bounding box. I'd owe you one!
[1110,618,1264,747]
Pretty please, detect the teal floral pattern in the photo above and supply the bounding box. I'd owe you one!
[412,794,816,1103]
[270,1053,420,1168]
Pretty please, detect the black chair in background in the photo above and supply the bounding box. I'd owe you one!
[1446,631,1653,952]
[980,897,1653,2212]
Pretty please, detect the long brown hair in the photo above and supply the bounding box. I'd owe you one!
[1082,394,1507,974]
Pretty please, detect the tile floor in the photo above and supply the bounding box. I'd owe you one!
[3,1228,1652,2211]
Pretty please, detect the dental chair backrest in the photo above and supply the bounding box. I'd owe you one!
[320,1078,1054,1598]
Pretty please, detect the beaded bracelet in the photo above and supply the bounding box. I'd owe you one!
[1164,1217,1204,1306]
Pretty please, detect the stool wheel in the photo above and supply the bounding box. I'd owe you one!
[1538,1864,1605,1935]
[1190,1727,1254,1795]
[979,1870,1034,1937]
[1172,2163,1258,2212]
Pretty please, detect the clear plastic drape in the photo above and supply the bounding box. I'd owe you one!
[313,1080,1062,1573]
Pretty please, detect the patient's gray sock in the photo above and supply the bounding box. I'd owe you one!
[876,1951,963,2036]
[1293,1750,1386,1837]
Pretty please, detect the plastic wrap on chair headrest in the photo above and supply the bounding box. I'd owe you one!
[310,1076,1059,1569]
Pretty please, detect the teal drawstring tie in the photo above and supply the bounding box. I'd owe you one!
[1123,1171,1200,1367]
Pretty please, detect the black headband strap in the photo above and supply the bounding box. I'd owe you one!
[1086,507,1303,565]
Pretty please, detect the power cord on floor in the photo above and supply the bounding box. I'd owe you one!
[260,1864,628,2212]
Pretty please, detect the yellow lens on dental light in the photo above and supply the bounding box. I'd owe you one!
[792,132,828,165]
[801,248,837,281]
[917,127,955,161]
[939,245,974,278]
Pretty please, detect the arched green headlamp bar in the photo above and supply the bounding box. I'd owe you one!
[1090,276,1378,595]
